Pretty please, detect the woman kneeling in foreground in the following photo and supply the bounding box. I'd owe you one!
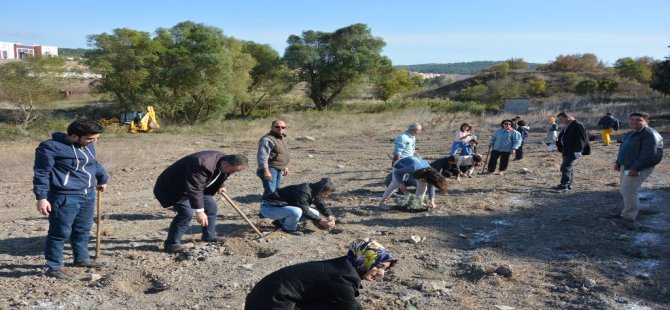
[244,238,397,310]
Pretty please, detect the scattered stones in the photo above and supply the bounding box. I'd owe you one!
[307,154,314,158]
[88,274,102,282]
[295,136,316,141]
[240,264,254,271]
[420,280,446,292]
[494,264,513,278]
[495,306,515,310]
[337,165,345,169]
[517,168,530,174]
[581,277,597,288]
[409,235,425,244]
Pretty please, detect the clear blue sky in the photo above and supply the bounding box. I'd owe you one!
[2,0,668,65]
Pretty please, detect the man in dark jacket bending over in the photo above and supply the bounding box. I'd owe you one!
[260,178,337,236]
[154,151,248,253]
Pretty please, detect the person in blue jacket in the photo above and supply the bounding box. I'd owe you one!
[33,119,109,279]
[379,156,448,209]
[486,120,522,175]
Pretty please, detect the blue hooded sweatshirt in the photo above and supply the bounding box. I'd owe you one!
[33,132,109,200]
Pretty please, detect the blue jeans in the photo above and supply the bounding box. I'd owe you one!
[257,167,283,196]
[449,141,465,156]
[165,195,218,248]
[45,191,96,270]
[259,201,319,231]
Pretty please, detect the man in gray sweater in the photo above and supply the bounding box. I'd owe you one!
[257,120,290,195]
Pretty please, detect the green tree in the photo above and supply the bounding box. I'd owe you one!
[650,47,670,96]
[575,79,598,95]
[527,79,547,96]
[373,61,417,101]
[506,57,529,70]
[0,57,71,132]
[485,62,510,73]
[284,23,387,110]
[150,22,255,123]
[85,28,158,110]
[239,41,296,115]
[614,57,654,83]
[543,53,604,72]
[597,78,618,97]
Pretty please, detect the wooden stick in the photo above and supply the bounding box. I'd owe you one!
[481,144,493,173]
[95,190,102,259]
[220,192,264,239]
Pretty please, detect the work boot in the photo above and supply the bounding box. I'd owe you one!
[202,236,225,244]
[164,244,188,253]
[73,260,108,269]
[46,268,78,280]
[271,220,283,229]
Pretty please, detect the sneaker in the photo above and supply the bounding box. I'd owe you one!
[46,268,78,279]
[281,228,304,236]
[164,244,188,253]
[73,260,107,269]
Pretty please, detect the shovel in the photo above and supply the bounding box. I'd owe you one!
[219,192,265,239]
[95,189,103,259]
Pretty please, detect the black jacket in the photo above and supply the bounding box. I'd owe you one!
[597,115,620,130]
[153,151,230,209]
[263,182,333,222]
[245,256,363,310]
[557,120,591,156]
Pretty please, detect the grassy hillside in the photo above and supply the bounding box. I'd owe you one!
[398,61,540,75]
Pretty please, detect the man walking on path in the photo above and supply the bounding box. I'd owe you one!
[554,112,590,191]
[614,112,663,223]
[154,151,248,253]
[257,120,290,195]
[597,112,620,146]
[33,119,109,279]
[392,123,422,164]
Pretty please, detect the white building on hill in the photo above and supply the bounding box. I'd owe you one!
[0,41,58,59]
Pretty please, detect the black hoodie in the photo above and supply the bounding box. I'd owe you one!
[262,178,333,222]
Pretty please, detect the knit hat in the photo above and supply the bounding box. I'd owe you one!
[346,238,397,275]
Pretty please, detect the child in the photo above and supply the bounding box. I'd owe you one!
[459,139,478,156]
[458,153,483,178]
[545,117,558,152]
[449,123,473,156]
[514,119,529,160]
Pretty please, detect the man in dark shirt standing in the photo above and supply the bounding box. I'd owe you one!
[257,120,290,195]
[154,151,248,253]
[597,112,620,146]
[554,112,590,191]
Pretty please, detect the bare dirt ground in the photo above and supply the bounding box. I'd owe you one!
[0,110,669,310]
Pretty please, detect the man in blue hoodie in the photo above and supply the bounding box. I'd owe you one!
[33,119,109,279]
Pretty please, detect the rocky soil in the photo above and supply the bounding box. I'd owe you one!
[0,113,668,310]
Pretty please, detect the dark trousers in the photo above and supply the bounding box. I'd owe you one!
[487,150,511,172]
[165,195,218,248]
[45,191,96,270]
[515,143,525,159]
[560,154,577,187]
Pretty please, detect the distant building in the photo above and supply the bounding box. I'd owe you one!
[0,41,58,59]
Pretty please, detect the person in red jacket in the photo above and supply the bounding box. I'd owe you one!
[245,238,397,310]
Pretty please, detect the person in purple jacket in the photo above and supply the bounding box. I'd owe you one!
[153,151,248,253]
[33,119,109,279]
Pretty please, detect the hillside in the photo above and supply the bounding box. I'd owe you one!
[398,61,540,75]
[416,70,652,100]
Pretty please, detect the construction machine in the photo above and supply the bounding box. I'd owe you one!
[118,106,160,133]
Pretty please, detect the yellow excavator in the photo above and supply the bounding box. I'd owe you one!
[126,106,160,133]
